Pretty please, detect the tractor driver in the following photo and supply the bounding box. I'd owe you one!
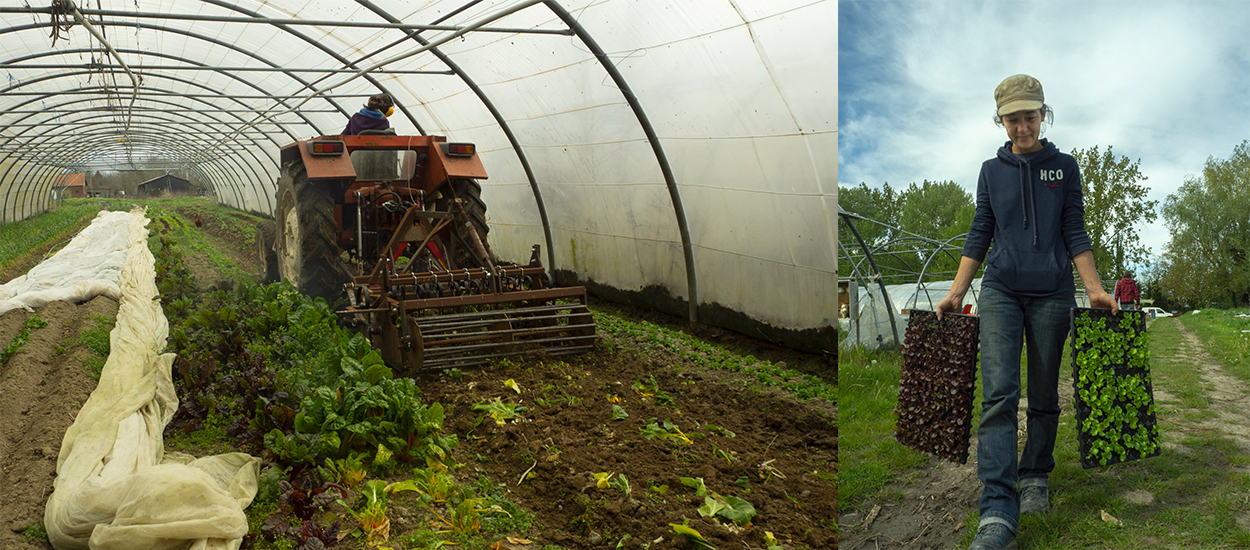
[343,94,395,135]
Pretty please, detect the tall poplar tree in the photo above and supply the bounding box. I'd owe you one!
[1070,145,1158,278]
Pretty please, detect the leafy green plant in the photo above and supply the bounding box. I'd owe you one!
[22,522,49,544]
[679,476,708,496]
[292,334,458,468]
[610,404,629,420]
[669,523,715,549]
[389,466,459,502]
[631,375,674,406]
[610,473,631,496]
[73,314,114,379]
[2,313,48,365]
[338,479,390,547]
[640,418,695,445]
[1073,311,1160,466]
[697,492,756,526]
[471,398,528,426]
[262,480,344,548]
[711,443,737,465]
[326,453,368,490]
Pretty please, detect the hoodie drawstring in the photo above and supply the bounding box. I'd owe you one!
[1029,165,1039,247]
[1018,160,1040,247]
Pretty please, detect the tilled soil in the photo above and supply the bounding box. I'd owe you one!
[411,336,837,550]
[0,296,118,550]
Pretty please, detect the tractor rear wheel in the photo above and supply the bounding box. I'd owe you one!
[255,222,279,284]
[275,160,351,305]
[451,178,491,268]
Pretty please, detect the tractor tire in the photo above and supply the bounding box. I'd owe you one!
[255,221,279,284]
[454,178,489,240]
[451,178,491,268]
[275,161,351,305]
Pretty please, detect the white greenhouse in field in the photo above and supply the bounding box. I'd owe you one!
[0,0,836,353]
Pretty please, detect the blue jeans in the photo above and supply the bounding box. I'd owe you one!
[976,285,1074,533]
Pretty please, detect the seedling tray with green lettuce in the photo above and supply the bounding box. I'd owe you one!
[894,309,979,464]
[1070,308,1161,468]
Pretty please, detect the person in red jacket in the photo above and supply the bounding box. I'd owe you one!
[1114,271,1139,311]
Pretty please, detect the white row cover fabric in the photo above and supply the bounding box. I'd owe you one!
[45,208,259,550]
[0,210,129,315]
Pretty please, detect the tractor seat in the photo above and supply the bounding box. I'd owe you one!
[358,128,397,136]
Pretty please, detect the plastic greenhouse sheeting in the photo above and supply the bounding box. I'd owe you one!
[841,279,983,349]
[44,209,260,550]
[840,278,1106,349]
[0,0,836,351]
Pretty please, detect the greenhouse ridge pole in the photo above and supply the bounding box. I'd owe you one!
[0,6,574,35]
[60,0,139,163]
[544,1,700,326]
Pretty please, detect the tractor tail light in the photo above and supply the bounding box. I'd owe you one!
[446,142,475,157]
[308,140,345,156]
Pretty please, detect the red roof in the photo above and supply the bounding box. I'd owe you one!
[53,173,85,188]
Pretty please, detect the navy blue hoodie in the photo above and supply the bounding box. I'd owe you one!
[961,138,1093,297]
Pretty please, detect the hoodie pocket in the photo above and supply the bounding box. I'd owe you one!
[991,248,1064,294]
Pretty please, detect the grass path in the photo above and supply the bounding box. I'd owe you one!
[840,314,1250,549]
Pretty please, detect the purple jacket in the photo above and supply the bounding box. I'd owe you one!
[343,109,390,135]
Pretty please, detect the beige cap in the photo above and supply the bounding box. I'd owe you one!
[995,74,1044,116]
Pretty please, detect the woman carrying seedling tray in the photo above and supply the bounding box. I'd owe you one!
[935,74,1118,550]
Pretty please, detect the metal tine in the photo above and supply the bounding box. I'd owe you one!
[422,331,598,357]
[422,323,597,349]
[423,345,596,369]
[420,311,589,335]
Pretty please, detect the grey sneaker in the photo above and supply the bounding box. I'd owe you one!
[1020,485,1050,514]
[968,523,1018,550]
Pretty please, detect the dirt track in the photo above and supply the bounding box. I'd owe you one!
[0,296,117,549]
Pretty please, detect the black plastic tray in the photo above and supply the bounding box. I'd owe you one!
[1069,307,1160,468]
[894,309,979,464]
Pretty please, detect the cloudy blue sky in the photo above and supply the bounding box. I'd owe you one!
[838,0,1250,264]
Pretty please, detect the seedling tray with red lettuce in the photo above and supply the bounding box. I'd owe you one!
[1070,308,1160,468]
[894,309,979,464]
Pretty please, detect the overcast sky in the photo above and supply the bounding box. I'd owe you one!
[838,0,1250,265]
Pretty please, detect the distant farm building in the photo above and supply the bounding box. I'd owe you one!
[138,174,194,196]
[52,173,86,198]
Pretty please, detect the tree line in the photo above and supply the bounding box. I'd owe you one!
[839,142,1250,309]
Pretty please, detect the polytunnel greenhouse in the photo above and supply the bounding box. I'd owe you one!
[2,3,837,549]
[0,0,837,353]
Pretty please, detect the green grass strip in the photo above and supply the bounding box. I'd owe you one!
[838,344,930,507]
[0,203,99,272]
[1183,309,1250,382]
[593,309,835,404]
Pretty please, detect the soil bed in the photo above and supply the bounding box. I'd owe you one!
[411,337,837,549]
[0,202,836,550]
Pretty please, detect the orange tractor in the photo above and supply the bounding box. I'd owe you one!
[263,133,595,370]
